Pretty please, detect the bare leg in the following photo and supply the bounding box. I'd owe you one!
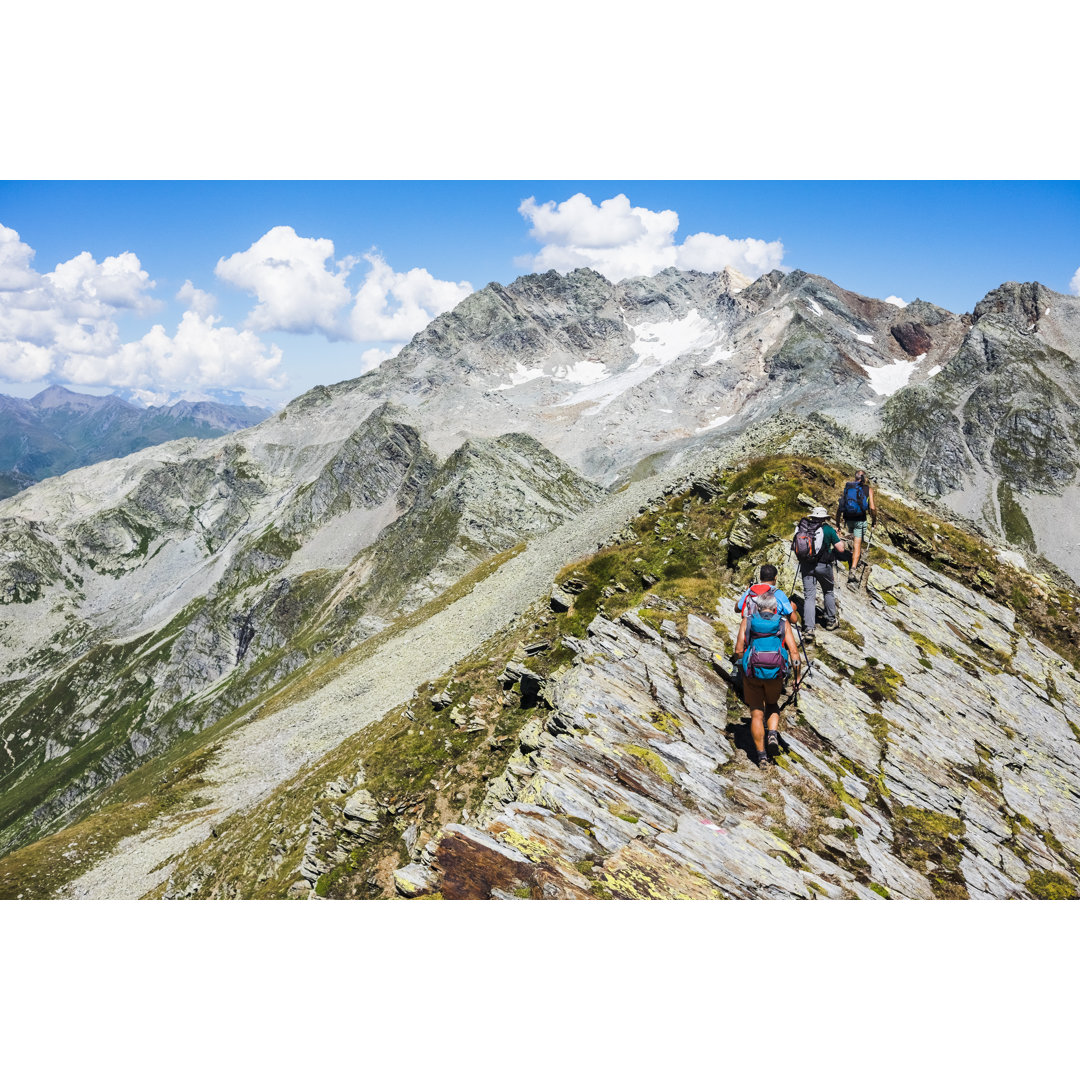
[750,708,765,753]
[766,706,780,734]
[852,535,863,570]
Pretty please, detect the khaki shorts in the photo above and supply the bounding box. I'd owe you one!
[847,520,870,540]
[743,674,784,712]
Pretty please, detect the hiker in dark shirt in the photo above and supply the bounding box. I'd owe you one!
[791,506,849,641]
[836,469,876,585]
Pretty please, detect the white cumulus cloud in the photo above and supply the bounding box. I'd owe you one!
[884,295,908,307]
[177,279,217,317]
[0,225,39,290]
[89,312,285,391]
[215,225,354,336]
[47,249,157,312]
[216,228,473,347]
[1070,268,1080,297]
[349,254,472,342]
[518,193,786,282]
[0,221,283,391]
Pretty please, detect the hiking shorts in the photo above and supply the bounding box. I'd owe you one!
[847,519,870,540]
[742,674,783,712]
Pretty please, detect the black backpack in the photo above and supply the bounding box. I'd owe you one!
[792,518,823,562]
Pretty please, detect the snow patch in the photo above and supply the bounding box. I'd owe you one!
[926,365,941,378]
[806,298,824,317]
[864,357,919,397]
[698,345,733,368]
[630,309,719,364]
[916,352,927,362]
[852,332,875,344]
[552,359,609,384]
[493,363,544,390]
[697,413,733,432]
[996,549,1027,570]
[494,358,610,390]
[562,308,722,415]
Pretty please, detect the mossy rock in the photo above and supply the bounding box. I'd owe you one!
[1026,870,1078,900]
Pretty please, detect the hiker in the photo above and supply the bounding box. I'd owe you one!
[791,506,849,640]
[836,469,877,586]
[735,563,798,625]
[734,588,801,768]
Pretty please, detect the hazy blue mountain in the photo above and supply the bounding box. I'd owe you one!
[0,386,274,494]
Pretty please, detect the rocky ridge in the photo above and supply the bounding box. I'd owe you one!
[43,452,1077,902]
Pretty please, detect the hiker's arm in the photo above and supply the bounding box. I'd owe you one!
[734,617,747,659]
[784,622,800,670]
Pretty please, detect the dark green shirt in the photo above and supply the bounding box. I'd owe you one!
[818,523,842,562]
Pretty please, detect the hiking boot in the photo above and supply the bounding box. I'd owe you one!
[766,730,780,754]
[802,627,815,643]
[754,749,770,769]
[847,574,859,590]
[823,618,840,631]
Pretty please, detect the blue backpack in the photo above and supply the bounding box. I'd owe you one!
[842,480,869,518]
[741,597,790,681]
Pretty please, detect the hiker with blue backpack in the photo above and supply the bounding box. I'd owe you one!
[791,506,850,641]
[837,469,876,587]
[734,586,801,768]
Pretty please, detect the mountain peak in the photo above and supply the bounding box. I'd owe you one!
[29,385,132,413]
[972,280,1056,328]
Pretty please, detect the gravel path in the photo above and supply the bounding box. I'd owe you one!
[59,461,699,899]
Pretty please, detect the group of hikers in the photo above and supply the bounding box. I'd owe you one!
[730,469,877,768]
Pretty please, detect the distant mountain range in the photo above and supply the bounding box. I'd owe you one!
[0,386,274,497]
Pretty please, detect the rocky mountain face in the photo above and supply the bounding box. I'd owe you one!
[1,265,1079,900]
[326,265,967,483]
[878,282,1080,580]
[0,385,273,495]
[0,402,599,857]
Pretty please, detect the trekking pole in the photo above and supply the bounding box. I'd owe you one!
[782,663,811,712]
[794,623,813,680]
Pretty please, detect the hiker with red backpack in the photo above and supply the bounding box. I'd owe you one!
[791,506,850,641]
[734,586,801,768]
[837,469,876,587]
[734,563,798,625]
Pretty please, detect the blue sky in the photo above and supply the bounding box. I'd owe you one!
[2,180,1078,404]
